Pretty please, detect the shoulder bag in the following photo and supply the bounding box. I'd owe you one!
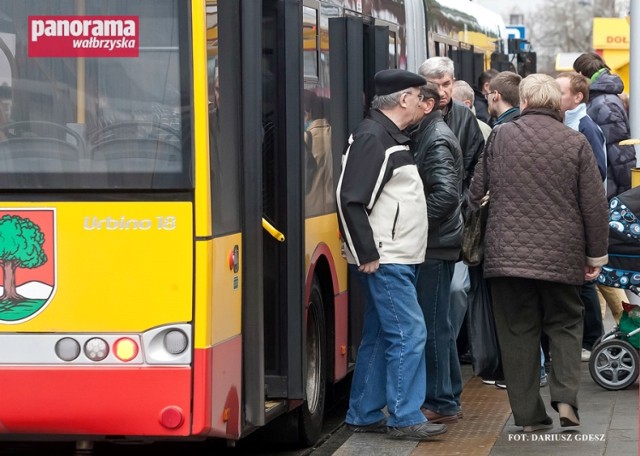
[461,150,490,266]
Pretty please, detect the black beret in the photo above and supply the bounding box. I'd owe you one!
[374,69,426,96]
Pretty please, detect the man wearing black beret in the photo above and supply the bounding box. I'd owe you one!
[337,69,447,440]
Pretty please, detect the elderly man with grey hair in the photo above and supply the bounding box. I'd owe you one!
[338,69,447,441]
[417,57,485,424]
[419,57,485,189]
[452,80,492,140]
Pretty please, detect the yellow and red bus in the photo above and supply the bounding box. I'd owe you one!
[0,0,505,449]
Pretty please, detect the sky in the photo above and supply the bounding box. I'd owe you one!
[473,0,545,17]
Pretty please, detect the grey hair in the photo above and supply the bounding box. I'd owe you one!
[371,91,403,110]
[418,57,454,80]
[452,80,474,104]
[520,73,561,111]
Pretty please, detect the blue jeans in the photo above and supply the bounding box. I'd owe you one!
[345,264,428,428]
[417,259,461,415]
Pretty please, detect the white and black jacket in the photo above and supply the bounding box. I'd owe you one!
[336,109,428,266]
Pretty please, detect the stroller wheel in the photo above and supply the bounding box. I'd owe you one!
[589,339,640,391]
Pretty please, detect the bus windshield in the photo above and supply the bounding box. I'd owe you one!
[0,1,192,190]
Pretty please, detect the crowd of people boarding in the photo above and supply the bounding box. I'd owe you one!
[336,51,635,439]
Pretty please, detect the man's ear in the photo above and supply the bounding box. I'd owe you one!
[426,98,436,113]
[575,91,585,104]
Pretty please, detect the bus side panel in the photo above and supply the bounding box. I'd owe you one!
[193,336,242,439]
[191,347,212,436]
[305,216,348,383]
[0,367,191,435]
[334,291,349,381]
[192,233,243,438]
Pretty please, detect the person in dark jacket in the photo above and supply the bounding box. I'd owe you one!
[573,52,636,200]
[417,58,485,412]
[487,71,521,126]
[557,72,607,180]
[418,57,485,190]
[337,69,447,440]
[474,69,498,125]
[475,70,524,389]
[556,71,608,363]
[410,82,464,424]
[468,73,609,433]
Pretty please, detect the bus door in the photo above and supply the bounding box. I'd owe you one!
[260,0,305,411]
[451,44,484,88]
[226,0,305,430]
[328,16,390,365]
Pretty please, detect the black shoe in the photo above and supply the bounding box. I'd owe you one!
[459,351,472,365]
[346,419,388,433]
[495,380,507,389]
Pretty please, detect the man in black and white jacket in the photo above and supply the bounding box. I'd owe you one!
[338,69,447,441]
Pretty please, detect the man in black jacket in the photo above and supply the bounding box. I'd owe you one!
[410,82,464,424]
[418,57,485,415]
[418,57,485,190]
[487,71,522,126]
[474,69,498,125]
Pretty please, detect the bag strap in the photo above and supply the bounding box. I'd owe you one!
[482,126,500,194]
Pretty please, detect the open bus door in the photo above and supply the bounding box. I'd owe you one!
[328,16,390,369]
[232,0,309,441]
[216,1,394,445]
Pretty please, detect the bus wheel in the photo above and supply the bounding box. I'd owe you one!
[298,278,327,446]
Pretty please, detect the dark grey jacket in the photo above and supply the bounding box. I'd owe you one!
[468,108,609,285]
[588,71,636,199]
[411,110,464,261]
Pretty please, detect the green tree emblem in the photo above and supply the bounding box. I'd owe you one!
[0,215,47,303]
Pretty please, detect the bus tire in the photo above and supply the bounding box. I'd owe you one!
[298,278,327,446]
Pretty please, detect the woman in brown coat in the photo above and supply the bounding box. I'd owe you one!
[468,74,609,433]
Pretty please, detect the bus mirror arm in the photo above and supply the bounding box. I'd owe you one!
[262,217,285,242]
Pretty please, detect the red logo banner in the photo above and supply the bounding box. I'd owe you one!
[28,16,139,58]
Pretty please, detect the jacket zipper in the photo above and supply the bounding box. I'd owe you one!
[392,203,400,240]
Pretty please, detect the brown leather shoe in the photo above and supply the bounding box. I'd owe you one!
[421,408,459,424]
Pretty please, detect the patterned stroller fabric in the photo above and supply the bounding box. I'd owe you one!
[597,185,640,349]
[607,189,640,271]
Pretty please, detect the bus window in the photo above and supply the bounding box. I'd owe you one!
[303,6,333,218]
[303,7,318,80]
[0,1,191,190]
[389,31,397,69]
[207,0,241,235]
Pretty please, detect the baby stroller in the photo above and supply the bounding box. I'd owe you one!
[592,186,640,391]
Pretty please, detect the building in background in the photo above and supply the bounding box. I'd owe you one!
[592,17,630,92]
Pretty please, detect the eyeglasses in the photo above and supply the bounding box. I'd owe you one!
[485,90,498,100]
[403,91,424,102]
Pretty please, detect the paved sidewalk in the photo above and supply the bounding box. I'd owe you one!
[489,360,638,455]
[329,310,639,456]
[489,309,639,456]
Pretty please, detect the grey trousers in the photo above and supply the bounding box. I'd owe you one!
[490,277,583,426]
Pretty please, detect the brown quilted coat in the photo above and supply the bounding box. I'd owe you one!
[468,108,609,285]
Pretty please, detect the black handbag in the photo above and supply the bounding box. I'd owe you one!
[462,152,490,267]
